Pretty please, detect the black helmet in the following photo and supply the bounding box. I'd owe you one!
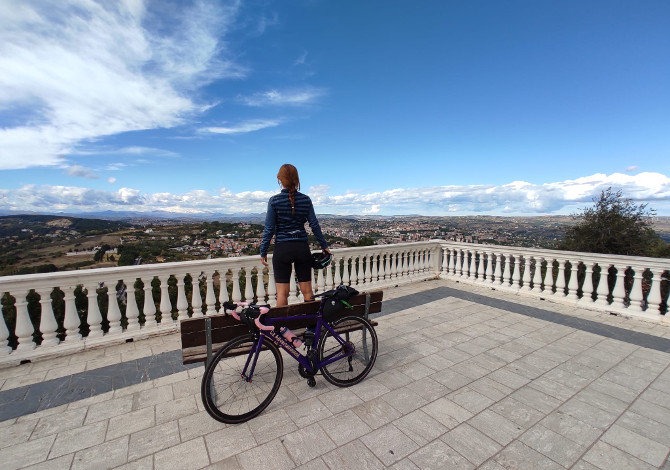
[311,251,332,269]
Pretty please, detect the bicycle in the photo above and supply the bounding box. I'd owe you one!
[200,289,379,424]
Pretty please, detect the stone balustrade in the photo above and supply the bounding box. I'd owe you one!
[1,240,668,367]
[439,241,670,322]
[0,242,439,366]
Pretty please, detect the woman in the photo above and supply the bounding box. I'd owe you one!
[260,164,330,306]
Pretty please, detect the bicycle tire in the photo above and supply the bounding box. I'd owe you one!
[317,316,378,387]
[201,334,283,424]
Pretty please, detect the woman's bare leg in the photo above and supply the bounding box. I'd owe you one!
[299,281,314,302]
[275,283,290,307]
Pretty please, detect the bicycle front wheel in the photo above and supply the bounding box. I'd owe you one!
[201,334,283,424]
[317,316,378,387]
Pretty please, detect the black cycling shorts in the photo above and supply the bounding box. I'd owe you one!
[272,241,312,283]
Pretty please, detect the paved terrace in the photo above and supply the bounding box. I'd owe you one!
[2,279,670,469]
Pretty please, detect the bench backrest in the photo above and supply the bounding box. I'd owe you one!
[180,290,383,365]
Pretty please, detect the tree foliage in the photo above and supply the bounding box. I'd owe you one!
[560,188,669,257]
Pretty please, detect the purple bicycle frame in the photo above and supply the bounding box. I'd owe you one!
[241,311,353,381]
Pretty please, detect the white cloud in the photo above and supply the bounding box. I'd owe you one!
[2,172,669,215]
[0,0,241,170]
[202,119,281,134]
[66,164,98,179]
[239,88,327,107]
[108,177,117,184]
[362,204,381,214]
[625,165,639,173]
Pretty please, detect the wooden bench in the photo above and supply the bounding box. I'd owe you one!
[180,290,383,366]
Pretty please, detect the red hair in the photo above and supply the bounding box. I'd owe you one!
[277,164,300,214]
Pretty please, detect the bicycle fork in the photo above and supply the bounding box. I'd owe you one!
[241,337,264,383]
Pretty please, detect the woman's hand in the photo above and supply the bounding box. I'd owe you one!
[260,256,268,266]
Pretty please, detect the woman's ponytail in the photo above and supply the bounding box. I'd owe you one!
[289,187,296,214]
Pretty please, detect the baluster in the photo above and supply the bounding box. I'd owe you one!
[158,275,173,323]
[142,277,158,327]
[105,281,123,334]
[646,269,665,314]
[566,261,580,301]
[350,256,359,286]
[205,272,217,315]
[492,253,502,284]
[474,252,483,282]
[379,252,388,283]
[463,251,470,279]
[360,255,367,284]
[218,270,230,307]
[371,254,378,285]
[325,260,334,289]
[231,268,242,303]
[443,248,450,275]
[254,267,266,303]
[317,264,326,292]
[342,256,351,285]
[63,286,81,342]
[409,251,416,277]
[484,252,492,282]
[0,301,11,355]
[453,250,461,277]
[191,274,204,318]
[288,269,299,303]
[501,254,511,287]
[244,268,254,302]
[125,280,141,331]
[554,261,567,297]
[388,253,396,280]
[628,266,645,313]
[612,266,628,309]
[521,257,532,292]
[532,258,543,292]
[579,262,595,305]
[391,252,399,279]
[510,255,521,289]
[267,268,277,306]
[333,257,342,286]
[11,290,36,351]
[37,288,59,347]
[85,282,104,338]
[543,258,555,293]
[176,274,189,320]
[594,264,611,307]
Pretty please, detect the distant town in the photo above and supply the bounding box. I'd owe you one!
[1,214,669,277]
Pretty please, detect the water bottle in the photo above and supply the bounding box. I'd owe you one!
[279,327,303,348]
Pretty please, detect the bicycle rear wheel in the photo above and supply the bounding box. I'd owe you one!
[317,316,378,387]
[201,334,283,424]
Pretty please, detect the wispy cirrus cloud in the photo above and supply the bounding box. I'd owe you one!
[201,119,281,135]
[238,88,327,107]
[2,172,669,215]
[0,0,241,170]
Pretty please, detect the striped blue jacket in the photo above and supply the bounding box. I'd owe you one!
[260,189,328,257]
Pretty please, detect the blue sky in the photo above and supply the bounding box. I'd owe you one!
[1,0,669,216]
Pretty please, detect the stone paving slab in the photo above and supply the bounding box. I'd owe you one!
[1,279,670,469]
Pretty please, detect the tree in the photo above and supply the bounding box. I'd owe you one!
[560,188,668,257]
